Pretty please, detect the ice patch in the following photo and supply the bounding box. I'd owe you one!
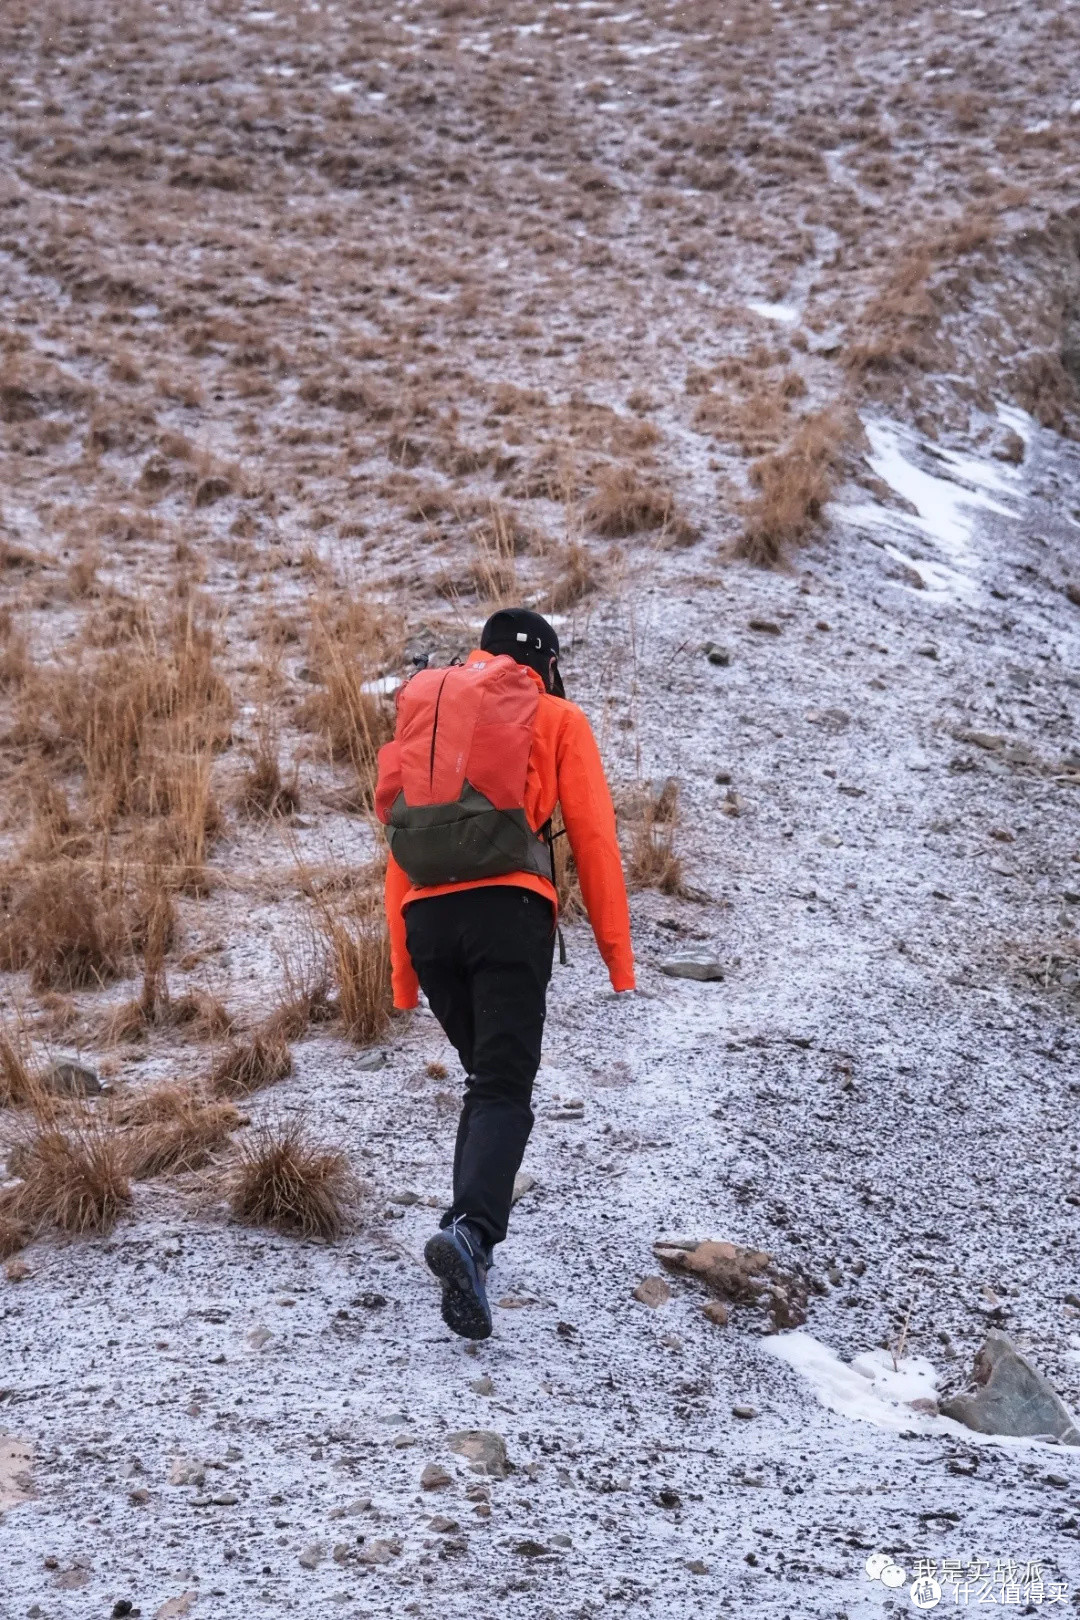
[747,299,799,324]
[361,674,403,696]
[996,400,1036,446]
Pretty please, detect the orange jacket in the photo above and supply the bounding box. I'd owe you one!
[384,650,634,1008]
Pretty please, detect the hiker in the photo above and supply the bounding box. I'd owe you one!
[377,608,634,1340]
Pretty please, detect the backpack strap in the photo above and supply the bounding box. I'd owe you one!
[542,818,569,968]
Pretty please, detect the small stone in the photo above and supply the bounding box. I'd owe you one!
[5,1258,31,1283]
[448,1430,510,1479]
[352,1292,387,1309]
[327,1497,371,1519]
[356,1050,388,1071]
[332,1542,354,1564]
[420,1463,452,1490]
[714,769,732,785]
[687,1559,709,1575]
[747,618,781,634]
[359,1538,400,1566]
[661,956,724,982]
[113,1604,136,1619]
[546,1104,584,1120]
[706,646,732,666]
[732,1404,757,1419]
[915,643,939,659]
[246,1326,272,1349]
[427,1515,459,1533]
[42,1058,100,1098]
[470,1375,494,1395]
[633,1276,672,1309]
[129,1487,151,1505]
[298,1544,324,1570]
[389,1189,419,1206]
[703,1300,730,1327]
[212,1493,238,1506]
[511,1171,536,1204]
[168,1458,205,1487]
[155,1596,196,1619]
[514,1539,550,1558]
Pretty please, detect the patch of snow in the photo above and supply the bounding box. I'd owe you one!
[361,673,403,696]
[746,299,800,324]
[996,400,1037,445]
[862,418,1017,562]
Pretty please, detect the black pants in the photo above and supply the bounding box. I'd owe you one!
[404,886,555,1250]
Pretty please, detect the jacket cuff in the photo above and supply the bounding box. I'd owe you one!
[609,965,636,993]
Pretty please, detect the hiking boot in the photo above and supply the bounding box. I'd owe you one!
[424,1218,493,1341]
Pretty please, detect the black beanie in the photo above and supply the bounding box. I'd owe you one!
[480,607,564,697]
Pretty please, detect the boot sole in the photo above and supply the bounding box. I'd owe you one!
[424,1232,492,1341]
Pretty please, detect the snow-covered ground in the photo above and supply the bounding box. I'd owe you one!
[4,410,1080,1617]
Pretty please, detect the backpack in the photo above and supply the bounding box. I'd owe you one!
[375,656,552,889]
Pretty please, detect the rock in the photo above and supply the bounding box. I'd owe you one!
[687,1559,709,1575]
[113,1604,136,1619]
[470,1375,494,1395]
[420,1462,452,1490]
[359,1538,400,1565]
[154,1597,196,1619]
[388,1189,419,1206]
[703,1300,730,1327]
[552,1533,572,1547]
[705,644,732,665]
[212,1492,238,1505]
[41,1058,100,1098]
[298,1543,324,1570]
[427,1515,459,1533]
[546,1103,584,1120]
[747,618,781,634]
[168,1457,205,1487]
[352,1292,387,1309]
[514,1539,550,1558]
[332,1542,354,1564]
[356,1049,388,1071]
[328,1497,371,1519]
[655,1237,812,1331]
[246,1326,272,1349]
[714,769,732,785]
[632,1276,672,1308]
[732,1403,757,1419]
[129,1487,150,1505]
[940,1331,1080,1444]
[5,1259,31,1283]
[660,956,724,982]
[915,643,939,659]
[448,1429,510,1478]
[511,1171,536,1204]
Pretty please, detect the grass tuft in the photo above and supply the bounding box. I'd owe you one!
[226,1118,361,1241]
[210,1031,293,1098]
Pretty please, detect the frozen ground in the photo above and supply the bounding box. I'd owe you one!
[4,411,1080,1617]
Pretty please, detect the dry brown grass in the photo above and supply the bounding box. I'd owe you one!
[324,908,393,1046]
[736,408,851,568]
[625,779,686,895]
[544,542,599,613]
[3,1113,131,1236]
[297,635,395,803]
[584,464,693,541]
[0,1028,39,1109]
[113,1083,241,1179]
[0,1208,32,1258]
[0,858,132,991]
[236,723,300,819]
[225,1118,361,1241]
[210,1030,293,1098]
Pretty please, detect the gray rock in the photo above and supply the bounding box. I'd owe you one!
[298,1544,324,1570]
[511,1171,536,1204]
[356,1050,388,1071]
[358,1538,400,1565]
[420,1462,451,1490]
[42,1058,100,1098]
[448,1429,510,1478]
[661,956,724,982]
[940,1332,1080,1445]
[168,1457,205,1487]
[705,645,731,666]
